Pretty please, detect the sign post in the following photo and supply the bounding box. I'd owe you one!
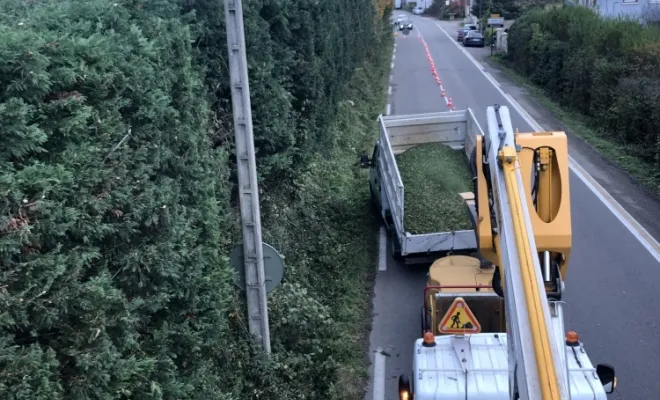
[487,15,504,56]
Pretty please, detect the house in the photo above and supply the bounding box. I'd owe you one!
[571,0,660,21]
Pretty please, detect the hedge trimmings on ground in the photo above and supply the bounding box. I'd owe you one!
[395,143,472,234]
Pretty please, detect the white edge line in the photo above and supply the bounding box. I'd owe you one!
[390,62,394,69]
[378,226,387,271]
[386,104,391,116]
[388,86,392,95]
[432,21,660,262]
[372,348,386,400]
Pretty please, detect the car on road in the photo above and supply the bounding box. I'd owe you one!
[463,23,478,31]
[393,14,406,28]
[463,30,485,47]
[399,18,413,31]
[412,6,424,14]
[457,28,470,42]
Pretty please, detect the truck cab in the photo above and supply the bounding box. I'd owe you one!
[398,333,617,400]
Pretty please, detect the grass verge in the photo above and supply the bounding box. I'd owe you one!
[257,47,391,399]
[488,54,660,195]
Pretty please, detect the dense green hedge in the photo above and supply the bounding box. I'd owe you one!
[506,7,660,191]
[0,0,391,398]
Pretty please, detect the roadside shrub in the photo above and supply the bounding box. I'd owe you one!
[0,0,391,398]
[506,7,660,189]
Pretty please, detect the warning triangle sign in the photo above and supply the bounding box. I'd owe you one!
[438,297,482,334]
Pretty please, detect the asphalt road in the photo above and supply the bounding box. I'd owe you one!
[366,14,660,400]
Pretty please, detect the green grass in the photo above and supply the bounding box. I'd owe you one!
[257,44,391,399]
[395,143,473,233]
[488,55,660,195]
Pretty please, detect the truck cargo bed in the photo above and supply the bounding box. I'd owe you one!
[367,109,485,261]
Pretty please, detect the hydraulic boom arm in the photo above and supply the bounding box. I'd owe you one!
[480,105,569,399]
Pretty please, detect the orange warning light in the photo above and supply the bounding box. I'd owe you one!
[566,331,579,345]
[423,331,435,346]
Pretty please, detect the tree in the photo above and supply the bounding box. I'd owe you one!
[0,0,390,398]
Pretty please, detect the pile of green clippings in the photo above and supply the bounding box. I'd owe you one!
[395,143,473,234]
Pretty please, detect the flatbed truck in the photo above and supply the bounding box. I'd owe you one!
[360,109,484,264]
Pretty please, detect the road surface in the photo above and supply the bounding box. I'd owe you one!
[366,15,660,400]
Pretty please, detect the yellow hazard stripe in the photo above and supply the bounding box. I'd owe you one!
[500,146,560,400]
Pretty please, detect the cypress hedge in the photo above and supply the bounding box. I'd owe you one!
[506,7,660,192]
[0,0,392,398]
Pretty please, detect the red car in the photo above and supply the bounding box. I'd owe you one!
[457,28,470,42]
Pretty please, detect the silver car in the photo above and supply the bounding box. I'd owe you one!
[399,19,413,30]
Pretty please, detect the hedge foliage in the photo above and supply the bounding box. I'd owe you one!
[506,7,660,191]
[0,0,391,398]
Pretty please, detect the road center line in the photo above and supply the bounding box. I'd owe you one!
[430,19,660,262]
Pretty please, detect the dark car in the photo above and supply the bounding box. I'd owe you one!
[463,31,485,47]
[457,28,470,42]
[399,18,413,31]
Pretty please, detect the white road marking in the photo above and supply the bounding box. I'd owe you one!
[392,54,396,61]
[391,62,394,69]
[372,348,386,400]
[389,73,393,82]
[386,103,391,116]
[432,21,660,263]
[388,86,392,95]
[379,226,387,271]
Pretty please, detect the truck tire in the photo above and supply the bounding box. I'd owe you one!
[369,185,380,214]
[391,230,403,261]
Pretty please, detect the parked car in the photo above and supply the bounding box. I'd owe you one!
[463,23,478,31]
[412,6,424,15]
[399,18,413,30]
[463,30,485,47]
[457,28,470,42]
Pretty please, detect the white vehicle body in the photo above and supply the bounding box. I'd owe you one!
[411,333,611,400]
[413,6,424,15]
[395,0,402,9]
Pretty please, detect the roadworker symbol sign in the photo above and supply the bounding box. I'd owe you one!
[438,297,482,334]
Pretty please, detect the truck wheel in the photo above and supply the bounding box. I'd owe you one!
[391,231,403,261]
[369,185,380,214]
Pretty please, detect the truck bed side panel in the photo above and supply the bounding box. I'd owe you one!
[377,116,405,237]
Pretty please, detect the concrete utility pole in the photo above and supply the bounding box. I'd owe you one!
[224,0,271,353]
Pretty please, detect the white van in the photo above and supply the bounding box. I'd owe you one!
[412,6,424,15]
